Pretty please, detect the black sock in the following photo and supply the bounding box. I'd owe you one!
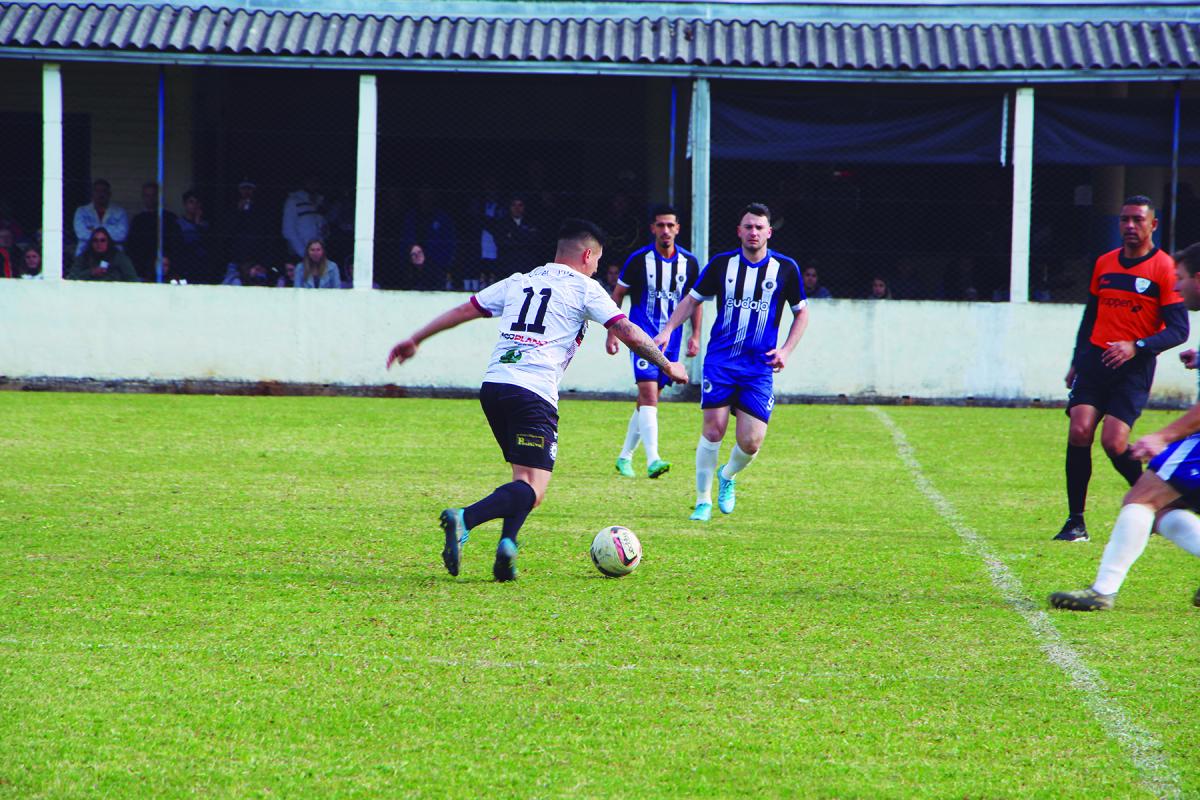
[1109,448,1143,487]
[500,481,537,544]
[1066,444,1092,519]
[463,480,536,537]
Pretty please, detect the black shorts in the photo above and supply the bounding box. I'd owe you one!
[1067,345,1156,427]
[479,381,559,471]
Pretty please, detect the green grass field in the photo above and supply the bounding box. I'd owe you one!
[4,392,1200,798]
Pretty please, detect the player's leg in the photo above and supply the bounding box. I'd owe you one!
[638,380,671,478]
[616,403,639,478]
[1057,403,1102,541]
[489,464,552,582]
[714,377,774,514]
[1099,364,1152,487]
[692,406,729,521]
[1099,415,1141,485]
[1050,470,1180,609]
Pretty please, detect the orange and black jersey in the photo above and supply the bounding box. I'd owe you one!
[1073,247,1188,364]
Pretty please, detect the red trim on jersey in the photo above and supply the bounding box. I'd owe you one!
[470,295,492,317]
[604,314,627,329]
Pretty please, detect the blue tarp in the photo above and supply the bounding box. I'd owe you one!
[711,95,1005,164]
[1033,98,1175,166]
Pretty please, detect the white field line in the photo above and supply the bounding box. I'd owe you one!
[869,406,1182,800]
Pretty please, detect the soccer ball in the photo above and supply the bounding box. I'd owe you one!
[590,525,642,577]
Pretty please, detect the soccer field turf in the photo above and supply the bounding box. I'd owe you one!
[4,393,1200,798]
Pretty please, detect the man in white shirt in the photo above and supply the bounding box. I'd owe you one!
[387,219,688,582]
[73,179,129,256]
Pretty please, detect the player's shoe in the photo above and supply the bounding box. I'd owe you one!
[689,502,712,522]
[647,459,671,479]
[1052,517,1089,542]
[1192,585,1200,608]
[439,508,469,577]
[1048,587,1114,611]
[717,470,736,514]
[493,537,518,582]
[615,457,635,478]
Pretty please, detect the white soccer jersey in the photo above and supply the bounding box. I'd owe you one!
[472,264,626,408]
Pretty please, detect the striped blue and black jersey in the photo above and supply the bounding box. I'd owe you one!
[617,244,701,350]
[690,248,806,366]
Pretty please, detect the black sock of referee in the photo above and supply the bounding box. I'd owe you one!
[462,480,537,543]
[1108,448,1143,487]
[1066,444,1092,520]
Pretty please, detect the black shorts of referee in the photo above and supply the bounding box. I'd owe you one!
[1067,344,1156,426]
[479,382,559,472]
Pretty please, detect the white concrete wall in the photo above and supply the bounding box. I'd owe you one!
[3,281,1198,404]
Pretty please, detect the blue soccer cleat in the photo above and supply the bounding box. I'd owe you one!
[615,457,635,478]
[493,537,518,582]
[717,470,736,514]
[439,508,469,577]
[689,502,712,522]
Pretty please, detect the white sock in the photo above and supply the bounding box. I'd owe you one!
[695,436,720,504]
[619,409,640,460]
[1158,509,1200,557]
[720,444,757,481]
[638,406,660,464]
[1093,504,1155,595]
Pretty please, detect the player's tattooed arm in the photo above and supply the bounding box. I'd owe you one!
[610,319,688,384]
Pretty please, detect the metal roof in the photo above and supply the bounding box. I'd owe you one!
[2,2,1199,79]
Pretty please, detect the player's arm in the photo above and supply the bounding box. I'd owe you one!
[605,284,630,355]
[1102,302,1189,369]
[1131,403,1200,461]
[386,300,485,368]
[652,294,700,349]
[610,318,687,384]
[765,303,809,372]
[686,299,703,357]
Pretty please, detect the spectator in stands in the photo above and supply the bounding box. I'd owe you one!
[73,179,129,256]
[802,265,832,299]
[222,258,279,287]
[226,178,277,267]
[599,191,642,267]
[125,182,181,282]
[492,195,541,277]
[176,190,217,284]
[398,243,437,290]
[21,246,43,279]
[282,174,328,262]
[598,261,621,294]
[470,172,504,289]
[402,186,456,288]
[941,256,980,302]
[0,227,19,279]
[294,238,340,289]
[0,199,28,247]
[867,275,892,300]
[67,227,138,281]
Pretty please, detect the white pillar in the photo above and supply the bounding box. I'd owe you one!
[353,74,378,291]
[687,78,712,381]
[1009,87,1034,304]
[42,63,64,281]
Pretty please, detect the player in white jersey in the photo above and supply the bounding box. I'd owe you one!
[605,204,703,479]
[387,219,688,582]
[654,203,809,521]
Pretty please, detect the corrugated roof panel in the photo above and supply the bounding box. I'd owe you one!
[3,3,1200,74]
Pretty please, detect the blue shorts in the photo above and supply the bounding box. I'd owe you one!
[630,342,680,388]
[1149,434,1200,508]
[700,359,775,423]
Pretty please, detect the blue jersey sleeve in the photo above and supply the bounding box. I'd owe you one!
[781,260,805,308]
[692,259,722,300]
[683,254,701,296]
[618,250,644,292]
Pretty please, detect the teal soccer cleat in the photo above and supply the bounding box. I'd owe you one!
[647,459,671,479]
[439,508,469,577]
[615,457,635,478]
[689,502,712,522]
[717,470,736,514]
[493,537,518,582]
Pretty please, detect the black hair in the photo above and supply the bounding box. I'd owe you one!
[649,204,679,223]
[1123,195,1156,214]
[93,179,111,190]
[1175,242,1200,276]
[740,202,772,222]
[558,218,606,248]
[182,189,200,204]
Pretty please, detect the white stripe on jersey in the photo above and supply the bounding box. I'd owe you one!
[1158,436,1200,480]
[644,251,661,329]
[719,254,739,334]
[751,258,781,350]
[729,260,758,358]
